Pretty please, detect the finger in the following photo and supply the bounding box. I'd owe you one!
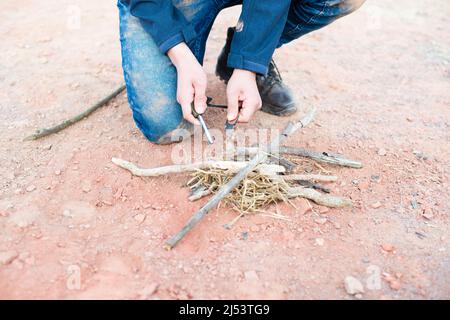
[226,90,240,122]
[193,81,207,114]
[180,101,200,125]
[238,99,259,123]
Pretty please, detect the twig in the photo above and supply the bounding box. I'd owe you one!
[165,107,316,249]
[188,187,212,202]
[268,155,297,173]
[296,180,331,194]
[287,187,352,208]
[223,212,245,230]
[24,84,126,141]
[280,147,363,168]
[112,158,285,176]
[235,146,362,168]
[281,174,338,182]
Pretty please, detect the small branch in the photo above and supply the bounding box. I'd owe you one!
[287,187,352,208]
[24,84,126,141]
[235,146,362,169]
[282,174,338,182]
[296,180,331,194]
[165,107,316,249]
[280,147,363,169]
[268,156,297,173]
[188,187,212,202]
[112,158,285,176]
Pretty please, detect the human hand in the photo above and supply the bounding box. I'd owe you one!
[167,42,207,125]
[226,69,262,123]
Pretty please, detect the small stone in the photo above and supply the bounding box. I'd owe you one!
[371,175,382,183]
[139,283,159,298]
[26,185,36,192]
[142,203,152,209]
[244,270,259,281]
[319,207,330,214]
[371,201,382,209]
[315,238,325,246]
[0,250,19,265]
[63,209,72,218]
[422,209,434,220]
[377,148,387,156]
[54,170,61,176]
[389,280,401,290]
[42,144,52,150]
[297,198,312,215]
[314,217,327,225]
[250,225,260,232]
[381,243,395,252]
[81,182,91,193]
[344,276,365,295]
[134,213,146,224]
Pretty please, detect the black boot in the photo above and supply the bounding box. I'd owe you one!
[216,27,297,117]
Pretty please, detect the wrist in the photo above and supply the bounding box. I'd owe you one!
[167,42,195,70]
[232,68,256,79]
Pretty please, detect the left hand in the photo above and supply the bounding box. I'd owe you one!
[226,69,262,123]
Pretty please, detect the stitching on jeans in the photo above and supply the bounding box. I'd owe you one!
[287,0,329,36]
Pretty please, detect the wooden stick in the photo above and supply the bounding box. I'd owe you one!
[165,107,316,249]
[280,147,363,169]
[188,187,212,202]
[296,180,331,194]
[112,158,285,176]
[281,174,338,182]
[24,84,126,141]
[287,187,352,208]
[235,146,362,169]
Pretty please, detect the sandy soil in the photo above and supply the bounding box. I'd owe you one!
[0,0,449,299]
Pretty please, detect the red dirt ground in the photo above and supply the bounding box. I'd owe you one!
[0,0,449,299]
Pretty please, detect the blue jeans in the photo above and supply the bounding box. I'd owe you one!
[118,0,364,143]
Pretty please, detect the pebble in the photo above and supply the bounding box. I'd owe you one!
[371,175,382,183]
[422,209,434,220]
[344,276,365,295]
[371,201,382,209]
[389,280,401,290]
[377,148,387,156]
[250,225,260,232]
[381,243,395,252]
[26,185,36,192]
[54,170,61,176]
[314,217,328,225]
[244,270,259,281]
[0,250,19,265]
[315,238,325,246]
[319,207,330,214]
[139,283,159,298]
[82,184,91,193]
[134,213,146,224]
[62,209,72,218]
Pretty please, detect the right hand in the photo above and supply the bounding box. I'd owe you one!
[167,42,207,125]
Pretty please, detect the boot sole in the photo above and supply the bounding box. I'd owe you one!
[261,102,298,117]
